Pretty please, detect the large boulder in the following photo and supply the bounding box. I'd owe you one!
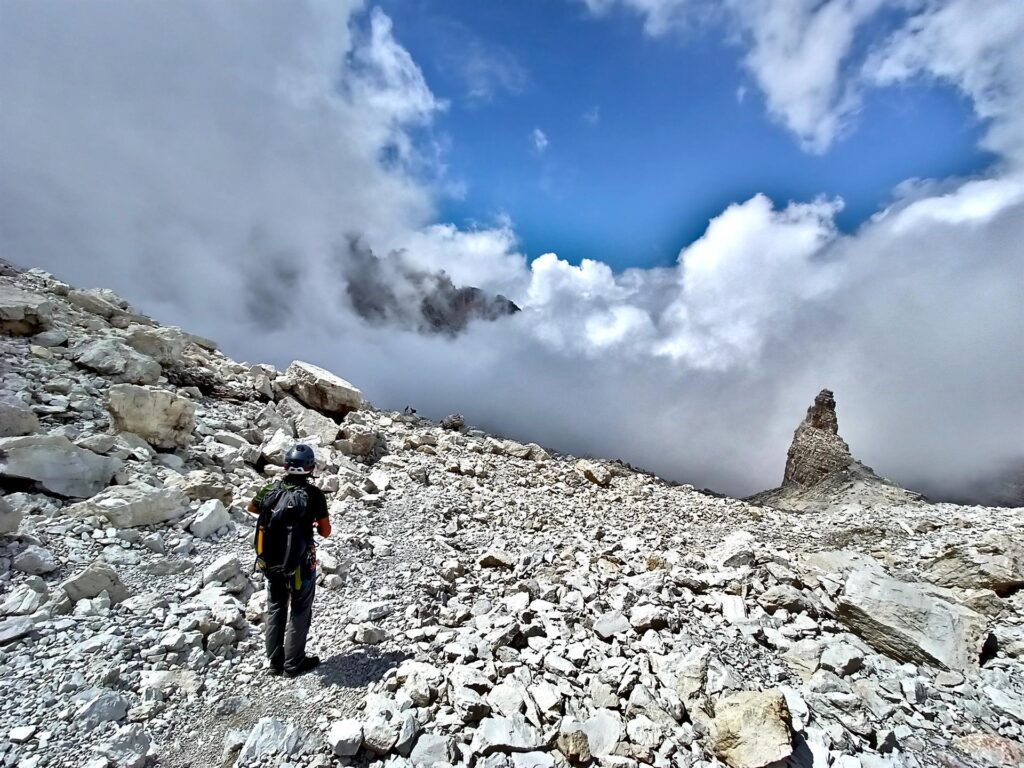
[75,339,161,385]
[284,361,362,415]
[125,324,188,366]
[62,561,130,604]
[67,289,124,319]
[106,384,196,449]
[0,284,53,335]
[837,568,991,671]
[924,534,1024,595]
[68,484,189,528]
[710,689,793,768]
[0,399,39,438]
[0,435,122,498]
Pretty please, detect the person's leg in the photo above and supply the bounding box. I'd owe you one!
[283,574,316,674]
[264,575,290,672]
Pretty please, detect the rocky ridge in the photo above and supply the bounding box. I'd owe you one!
[0,264,1023,768]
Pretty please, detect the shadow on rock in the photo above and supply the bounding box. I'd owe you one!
[316,647,411,689]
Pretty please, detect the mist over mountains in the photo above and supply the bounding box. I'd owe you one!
[1,0,1022,502]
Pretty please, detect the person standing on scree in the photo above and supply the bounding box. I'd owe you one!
[246,443,331,677]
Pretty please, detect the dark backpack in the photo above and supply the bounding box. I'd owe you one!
[253,481,311,579]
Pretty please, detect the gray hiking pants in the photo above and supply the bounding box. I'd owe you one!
[265,572,315,673]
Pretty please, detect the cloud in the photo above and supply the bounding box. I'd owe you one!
[583,105,601,124]
[531,127,550,153]
[1,0,1022,503]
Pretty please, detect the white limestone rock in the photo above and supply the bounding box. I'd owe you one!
[106,384,196,449]
[75,339,161,384]
[69,484,189,528]
[190,499,231,539]
[284,360,363,415]
[62,561,129,604]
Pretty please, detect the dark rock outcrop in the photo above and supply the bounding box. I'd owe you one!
[783,389,853,488]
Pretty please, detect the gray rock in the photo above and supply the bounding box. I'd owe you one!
[594,611,631,640]
[0,616,34,645]
[285,361,363,415]
[62,561,130,604]
[94,724,150,768]
[0,435,121,498]
[837,568,990,671]
[125,324,188,366]
[327,719,362,757]
[67,288,123,318]
[190,499,231,539]
[236,718,306,764]
[277,396,340,445]
[410,733,454,767]
[924,535,1024,595]
[106,384,196,449]
[470,715,545,756]
[13,545,58,575]
[75,689,129,729]
[69,484,189,528]
[75,339,161,384]
[0,399,39,437]
[0,496,22,536]
[819,643,864,677]
[0,284,53,334]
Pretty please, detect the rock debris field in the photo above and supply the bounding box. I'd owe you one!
[1,262,1023,768]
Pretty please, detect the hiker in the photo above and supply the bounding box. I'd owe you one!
[246,443,331,677]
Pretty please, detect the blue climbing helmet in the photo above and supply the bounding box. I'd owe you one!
[284,443,316,475]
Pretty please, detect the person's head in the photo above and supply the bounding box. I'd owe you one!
[284,444,316,477]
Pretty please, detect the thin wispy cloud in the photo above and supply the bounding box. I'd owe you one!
[583,105,601,124]
[531,127,550,153]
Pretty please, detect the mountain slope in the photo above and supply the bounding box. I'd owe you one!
[0,263,1023,768]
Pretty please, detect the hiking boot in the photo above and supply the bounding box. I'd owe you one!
[284,655,321,678]
[267,660,284,677]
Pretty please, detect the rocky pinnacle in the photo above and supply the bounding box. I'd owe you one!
[783,388,854,488]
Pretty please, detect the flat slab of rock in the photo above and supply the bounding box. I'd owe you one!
[69,484,189,528]
[0,284,53,334]
[594,611,631,640]
[107,384,196,449]
[0,435,121,498]
[710,689,793,768]
[837,568,990,672]
[285,360,362,415]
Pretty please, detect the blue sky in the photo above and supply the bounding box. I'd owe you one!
[377,0,993,270]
